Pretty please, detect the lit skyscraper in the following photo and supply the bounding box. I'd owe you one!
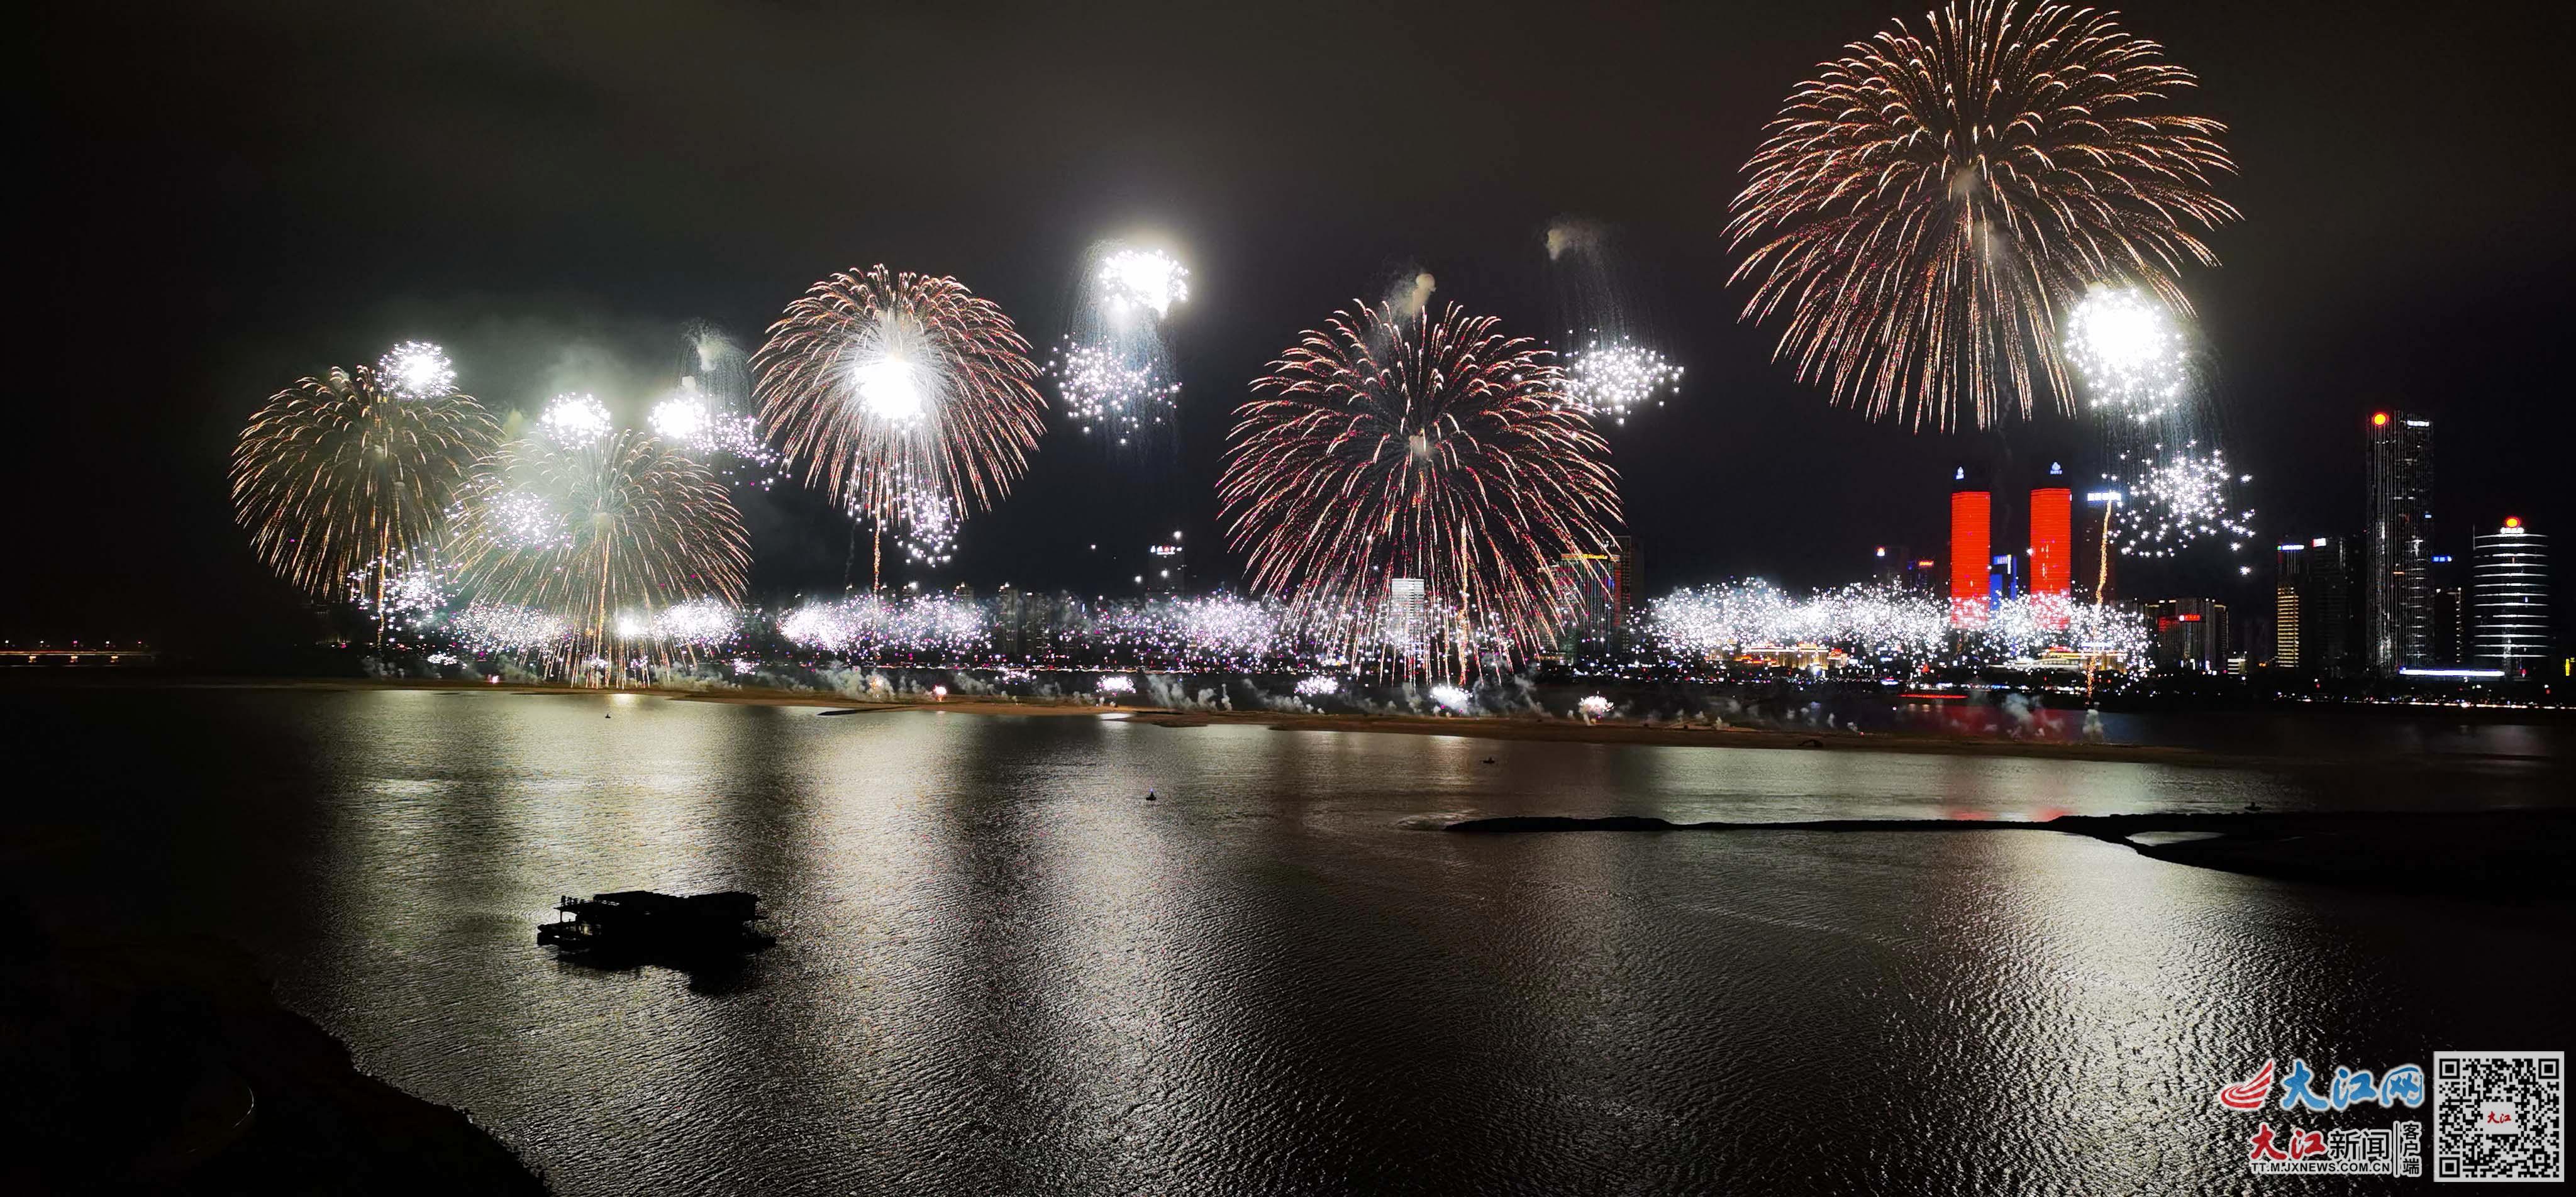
[2273,535,2359,674]
[2075,489,2119,605]
[2367,411,2434,673]
[1949,466,1990,627]
[2029,463,2072,624]
[2472,518,2551,676]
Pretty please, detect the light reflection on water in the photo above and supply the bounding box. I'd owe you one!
[5,687,2571,1194]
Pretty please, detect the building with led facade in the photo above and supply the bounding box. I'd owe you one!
[2472,518,2551,676]
[2029,463,2072,624]
[1949,467,1990,627]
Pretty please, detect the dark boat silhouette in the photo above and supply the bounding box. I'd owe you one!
[538,891,775,963]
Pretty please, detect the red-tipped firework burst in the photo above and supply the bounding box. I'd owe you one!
[230,363,500,601]
[445,429,750,668]
[1728,0,2237,430]
[753,266,1045,546]
[1219,301,1623,664]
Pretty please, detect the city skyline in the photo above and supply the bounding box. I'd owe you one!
[17,1,2573,669]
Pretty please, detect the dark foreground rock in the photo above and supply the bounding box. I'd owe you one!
[0,896,547,1195]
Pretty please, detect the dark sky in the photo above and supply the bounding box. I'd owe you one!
[25,1,2575,658]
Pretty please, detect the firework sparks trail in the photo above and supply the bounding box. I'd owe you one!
[656,323,783,486]
[230,361,501,607]
[1645,581,2151,670]
[450,602,573,655]
[447,429,750,669]
[1728,0,2238,429]
[1220,301,1623,666]
[1047,338,1182,444]
[649,598,741,650]
[778,593,990,658]
[1079,595,1286,668]
[1560,335,1683,424]
[651,378,771,461]
[753,266,1046,549]
[2102,442,2256,558]
[345,549,454,630]
[376,341,457,401]
[841,466,962,568]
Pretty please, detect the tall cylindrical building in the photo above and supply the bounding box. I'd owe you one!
[2029,463,2073,625]
[1950,466,1990,627]
[2472,518,2551,676]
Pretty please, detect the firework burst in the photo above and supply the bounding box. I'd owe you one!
[1559,335,1684,424]
[230,362,501,601]
[1098,248,1190,320]
[346,549,454,630]
[1047,337,1181,444]
[2102,441,2256,558]
[447,429,750,657]
[753,265,1046,533]
[540,392,612,447]
[1728,0,2237,429]
[449,602,572,656]
[376,341,457,401]
[2063,285,2190,422]
[1219,301,1623,662]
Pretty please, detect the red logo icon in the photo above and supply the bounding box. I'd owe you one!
[2219,1059,2277,1112]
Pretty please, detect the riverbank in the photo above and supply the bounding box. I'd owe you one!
[1443,808,2576,898]
[62,674,2450,772]
[1,896,548,1193]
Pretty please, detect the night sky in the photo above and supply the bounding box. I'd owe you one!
[25,1,2574,661]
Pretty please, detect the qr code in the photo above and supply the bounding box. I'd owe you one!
[2434,1051,2563,1182]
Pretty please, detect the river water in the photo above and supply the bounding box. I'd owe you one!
[9,686,2571,1193]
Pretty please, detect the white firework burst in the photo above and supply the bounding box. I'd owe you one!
[540,393,611,447]
[2063,285,2189,422]
[2102,442,2257,558]
[1098,248,1189,319]
[1047,338,1182,444]
[1560,335,1683,424]
[377,341,457,400]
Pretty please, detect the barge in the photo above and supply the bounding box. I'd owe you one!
[537,890,775,959]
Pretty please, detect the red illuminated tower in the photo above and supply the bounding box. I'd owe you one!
[2029,463,2073,626]
[1949,466,1990,627]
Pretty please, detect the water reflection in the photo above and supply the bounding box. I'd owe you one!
[1,688,2568,1194]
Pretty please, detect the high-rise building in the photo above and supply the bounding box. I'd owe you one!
[1609,535,1639,631]
[2075,489,2119,605]
[2367,411,2435,673]
[2272,544,2305,670]
[2430,553,2468,666]
[1988,553,2020,605]
[1874,546,1940,595]
[1386,576,1428,671]
[1949,467,1990,627]
[2147,598,2230,673]
[1550,536,1638,658]
[2472,518,2551,676]
[2029,464,2073,619]
[2273,535,2360,674]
